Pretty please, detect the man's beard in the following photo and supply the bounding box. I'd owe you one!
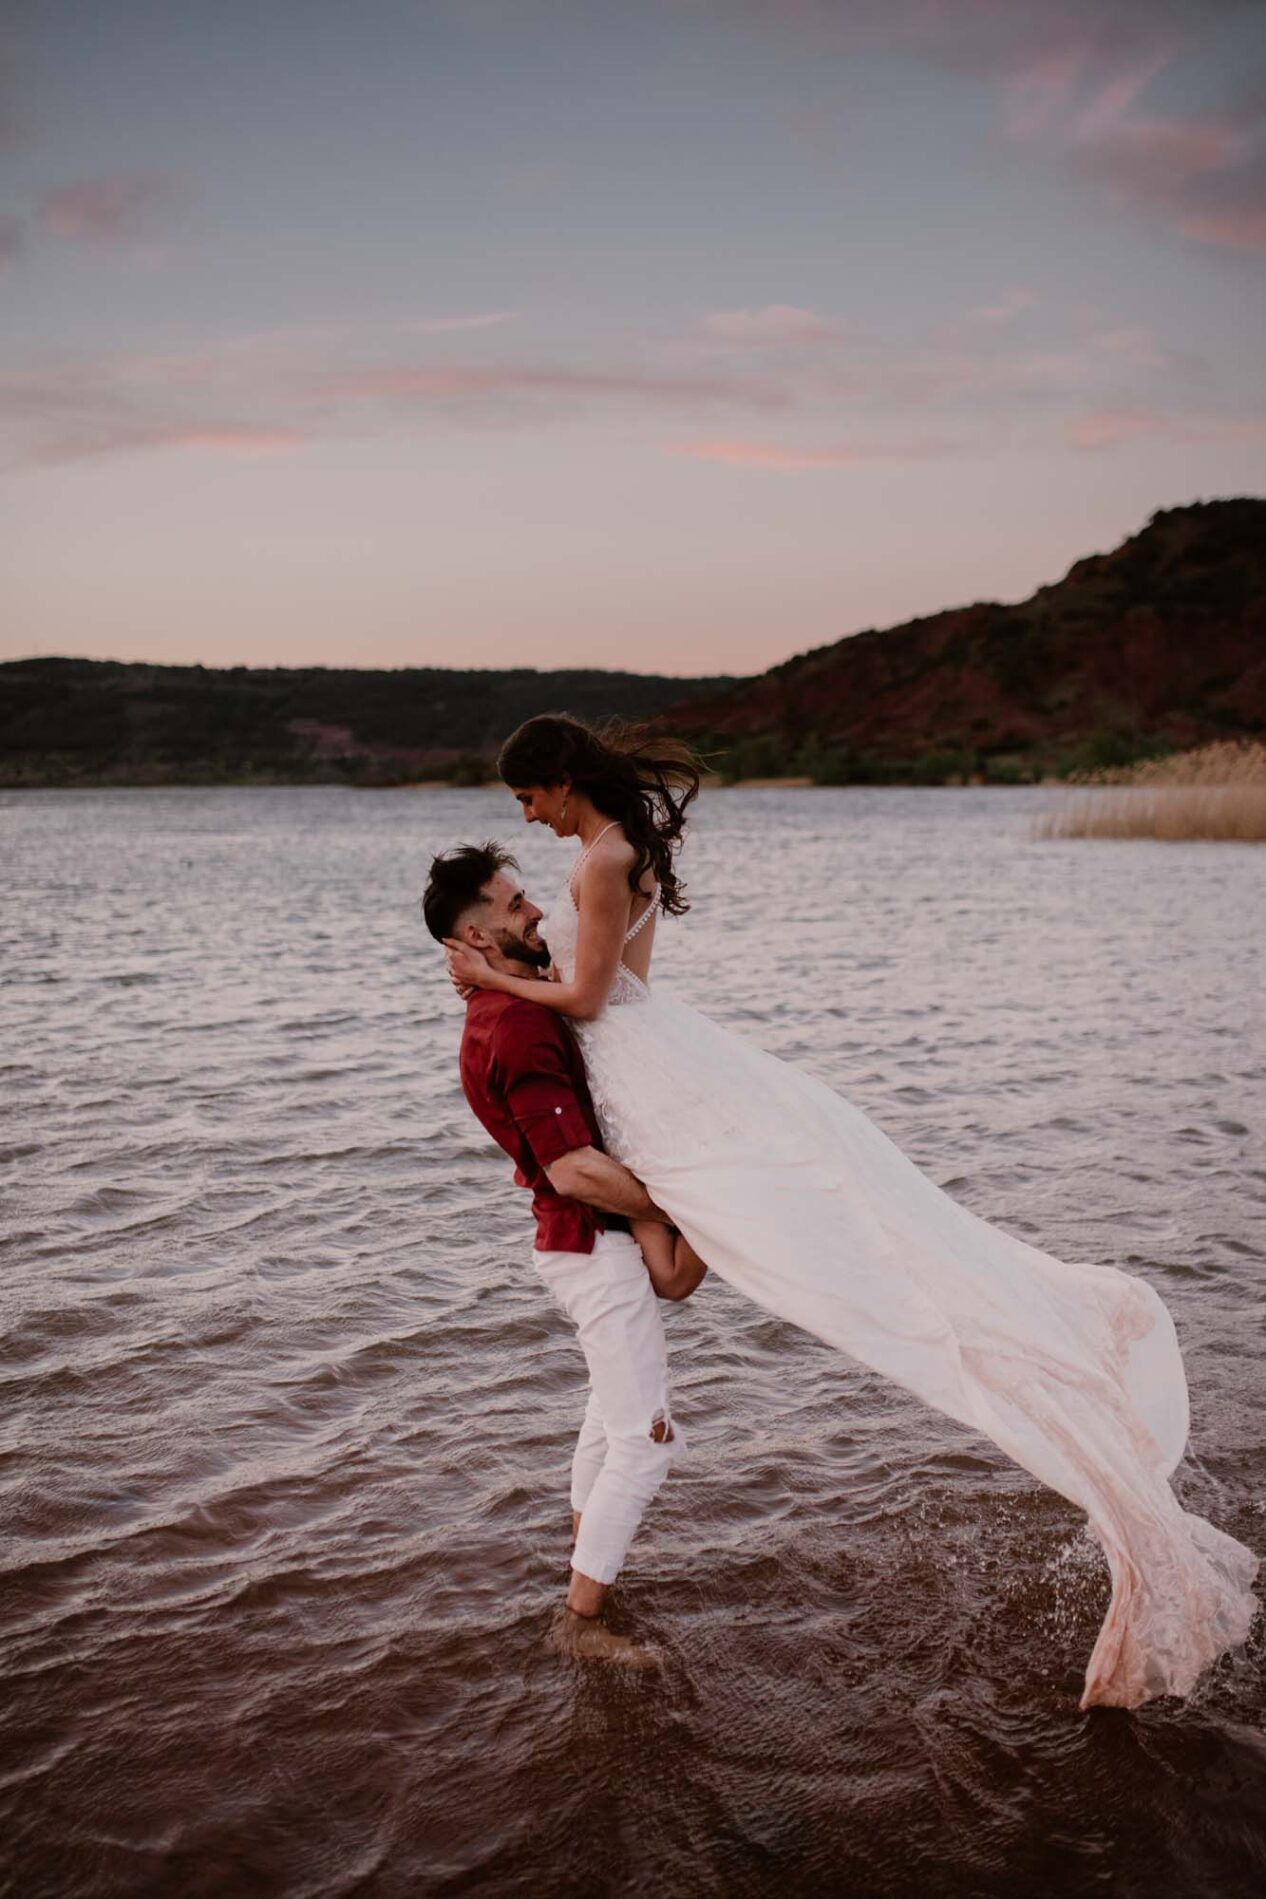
[494,924,552,972]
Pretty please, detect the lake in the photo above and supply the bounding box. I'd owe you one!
[2,785,1263,1897]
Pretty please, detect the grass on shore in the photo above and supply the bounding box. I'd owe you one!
[1036,741,1266,842]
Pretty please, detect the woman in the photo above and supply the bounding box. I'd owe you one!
[444,713,1259,1709]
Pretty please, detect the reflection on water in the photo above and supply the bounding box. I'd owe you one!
[2,785,1263,1898]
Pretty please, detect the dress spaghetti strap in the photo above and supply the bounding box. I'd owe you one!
[569,822,658,948]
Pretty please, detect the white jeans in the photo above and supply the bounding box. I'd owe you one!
[533,1231,682,1587]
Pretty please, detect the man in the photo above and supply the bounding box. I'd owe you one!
[423,842,704,1664]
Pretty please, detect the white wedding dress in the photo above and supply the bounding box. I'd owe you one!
[542,871,1259,1710]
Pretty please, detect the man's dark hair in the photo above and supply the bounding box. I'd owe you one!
[422,841,518,942]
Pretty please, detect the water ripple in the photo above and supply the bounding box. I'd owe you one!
[1,785,1263,1898]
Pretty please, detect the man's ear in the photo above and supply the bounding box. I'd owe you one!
[462,918,495,951]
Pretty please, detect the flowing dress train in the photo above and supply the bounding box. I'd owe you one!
[542,881,1259,1709]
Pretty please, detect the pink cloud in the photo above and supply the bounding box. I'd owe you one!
[1069,404,1266,448]
[702,304,841,346]
[9,411,308,470]
[703,2,1266,254]
[163,428,305,456]
[1072,114,1266,250]
[841,346,1113,405]
[1002,42,1095,139]
[325,361,789,410]
[1087,324,1186,369]
[987,24,1266,255]
[704,1,1215,94]
[121,326,346,393]
[38,171,180,247]
[404,312,516,334]
[327,365,509,399]
[1070,48,1174,141]
[0,276,1217,479]
[0,346,312,470]
[1067,406,1158,449]
[969,286,1037,325]
[666,434,952,469]
[1175,207,1266,251]
[0,343,791,472]
[1080,115,1237,193]
[977,9,1266,258]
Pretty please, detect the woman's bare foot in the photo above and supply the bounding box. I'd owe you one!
[549,1607,660,1668]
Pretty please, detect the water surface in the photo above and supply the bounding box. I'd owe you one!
[2,786,1264,1897]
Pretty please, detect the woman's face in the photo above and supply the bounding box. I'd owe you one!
[510,781,573,836]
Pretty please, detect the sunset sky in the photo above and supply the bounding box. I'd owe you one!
[3,0,1265,677]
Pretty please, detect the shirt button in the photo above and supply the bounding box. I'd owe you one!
[554,1107,562,1114]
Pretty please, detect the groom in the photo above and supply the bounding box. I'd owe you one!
[423,842,701,1664]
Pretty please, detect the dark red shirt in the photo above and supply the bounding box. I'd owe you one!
[459,990,610,1254]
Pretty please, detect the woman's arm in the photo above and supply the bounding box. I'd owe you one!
[444,850,638,1019]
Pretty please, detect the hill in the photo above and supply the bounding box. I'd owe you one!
[4,501,1261,789]
[0,660,742,788]
[660,499,1266,783]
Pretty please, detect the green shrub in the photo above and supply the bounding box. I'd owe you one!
[909,747,980,785]
[448,755,490,787]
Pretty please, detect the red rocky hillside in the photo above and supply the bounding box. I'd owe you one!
[657,499,1266,782]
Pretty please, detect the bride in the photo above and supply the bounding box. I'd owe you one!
[443,712,1259,1710]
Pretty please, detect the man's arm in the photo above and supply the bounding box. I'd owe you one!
[543,1144,671,1222]
[492,1004,670,1220]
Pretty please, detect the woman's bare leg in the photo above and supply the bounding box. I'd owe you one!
[668,1230,707,1300]
[631,1218,708,1302]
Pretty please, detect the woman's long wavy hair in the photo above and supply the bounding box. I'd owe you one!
[497,713,704,916]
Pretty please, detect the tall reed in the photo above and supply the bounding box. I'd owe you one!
[1036,741,1266,842]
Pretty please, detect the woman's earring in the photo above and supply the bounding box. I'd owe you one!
[560,796,569,825]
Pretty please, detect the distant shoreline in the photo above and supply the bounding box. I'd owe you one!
[0,773,1054,793]
[5,503,1263,794]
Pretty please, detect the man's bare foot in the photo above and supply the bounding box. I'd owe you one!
[549,1607,660,1669]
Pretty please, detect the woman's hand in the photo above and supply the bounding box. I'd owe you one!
[443,938,502,992]
[445,964,476,1003]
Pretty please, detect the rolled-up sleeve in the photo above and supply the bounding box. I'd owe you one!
[492,1006,596,1170]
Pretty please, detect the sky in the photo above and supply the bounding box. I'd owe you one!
[2,0,1265,678]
